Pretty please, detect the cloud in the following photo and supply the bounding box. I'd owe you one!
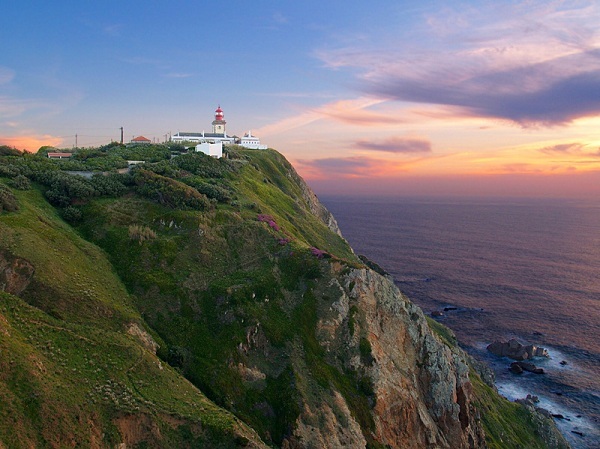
[164,72,194,79]
[272,12,288,25]
[0,96,49,119]
[316,2,600,126]
[0,67,15,85]
[539,142,600,157]
[0,134,63,152]
[255,97,389,136]
[354,136,432,153]
[296,156,407,179]
[103,24,124,37]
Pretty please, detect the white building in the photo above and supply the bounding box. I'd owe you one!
[239,130,267,150]
[195,141,223,158]
[172,106,267,150]
[171,106,236,146]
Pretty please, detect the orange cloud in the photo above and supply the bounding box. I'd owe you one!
[0,135,63,152]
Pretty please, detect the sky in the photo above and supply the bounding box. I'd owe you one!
[1,0,600,198]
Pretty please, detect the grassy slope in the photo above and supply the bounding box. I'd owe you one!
[0,183,264,448]
[0,149,565,448]
[74,150,371,446]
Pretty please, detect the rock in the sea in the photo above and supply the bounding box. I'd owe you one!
[430,311,444,317]
[487,338,549,361]
[509,362,523,374]
[509,361,544,375]
[518,361,544,374]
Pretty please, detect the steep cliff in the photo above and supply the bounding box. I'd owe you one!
[0,147,568,448]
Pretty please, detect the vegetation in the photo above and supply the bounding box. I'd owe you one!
[0,144,563,448]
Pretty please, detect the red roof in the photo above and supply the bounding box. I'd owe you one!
[132,135,151,142]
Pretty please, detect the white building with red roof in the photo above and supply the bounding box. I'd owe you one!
[172,106,267,151]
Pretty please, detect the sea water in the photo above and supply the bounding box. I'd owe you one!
[321,195,600,449]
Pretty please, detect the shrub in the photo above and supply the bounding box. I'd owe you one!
[128,225,157,242]
[0,184,18,213]
[61,206,83,223]
[112,144,171,163]
[0,145,22,156]
[183,178,232,202]
[133,169,211,210]
[90,173,127,197]
[172,152,230,178]
[8,174,30,190]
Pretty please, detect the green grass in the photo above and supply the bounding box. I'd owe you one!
[0,148,565,449]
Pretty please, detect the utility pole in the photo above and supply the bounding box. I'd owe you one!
[75,134,78,148]
[120,127,124,145]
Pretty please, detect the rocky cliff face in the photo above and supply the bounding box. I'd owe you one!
[285,264,486,448]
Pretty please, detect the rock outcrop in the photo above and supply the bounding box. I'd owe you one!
[294,265,487,448]
[510,361,545,374]
[0,250,35,296]
[487,338,549,360]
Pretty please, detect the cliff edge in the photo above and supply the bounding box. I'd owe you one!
[0,146,569,448]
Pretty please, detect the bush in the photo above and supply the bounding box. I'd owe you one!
[112,144,171,163]
[0,145,22,156]
[133,169,211,210]
[0,184,18,213]
[9,175,31,190]
[90,173,127,197]
[182,178,232,203]
[172,152,230,178]
[61,206,83,223]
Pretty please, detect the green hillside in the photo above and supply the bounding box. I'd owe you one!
[0,145,567,448]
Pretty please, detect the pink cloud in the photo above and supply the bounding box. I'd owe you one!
[315,2,600,126]
[354,136,432,153]
[539,142,600,157]
[296,156,407,179]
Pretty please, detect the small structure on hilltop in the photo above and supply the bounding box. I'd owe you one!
[196,142,223,158]
[47,152,72,159]
[130,136,152,145]
[172,106,267,153]
[240,131,267,149]
[172,106,236,147]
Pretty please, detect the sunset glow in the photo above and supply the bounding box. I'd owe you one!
[2,1,599,197]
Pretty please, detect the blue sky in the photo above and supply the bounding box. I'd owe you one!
[2,1,600,197]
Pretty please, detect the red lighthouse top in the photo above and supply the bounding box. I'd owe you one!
[215,105,224,121]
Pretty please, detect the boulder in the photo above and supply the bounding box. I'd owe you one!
[509,362,523,374]
[487,339,549,361]
[509,361,544,375]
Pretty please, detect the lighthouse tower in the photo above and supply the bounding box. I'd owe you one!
[212,105,226,135]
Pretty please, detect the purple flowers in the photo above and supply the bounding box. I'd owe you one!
[310,247,328,259]
[278,238,291,246]
[257,214,280,231]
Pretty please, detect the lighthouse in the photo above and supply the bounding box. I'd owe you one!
[212,105,226,135]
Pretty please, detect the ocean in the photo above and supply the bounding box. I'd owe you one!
[321,195,600,449]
